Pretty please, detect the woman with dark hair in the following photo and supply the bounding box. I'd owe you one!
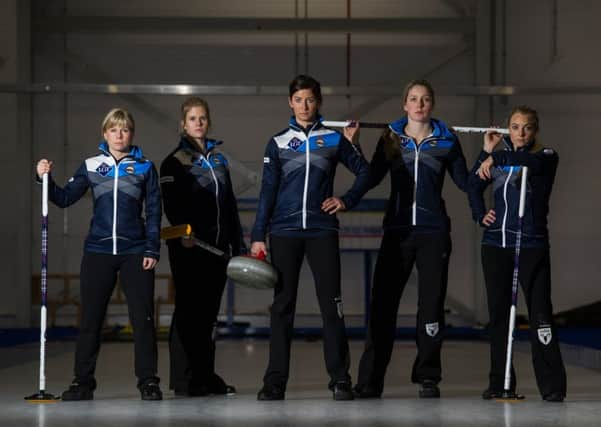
[348,80,469,399]
[160,97,245,396]
[36,108,162,401]
[251,75,370,401]
[468,106,566,402]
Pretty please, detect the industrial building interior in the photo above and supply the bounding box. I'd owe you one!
[1,1,600,426]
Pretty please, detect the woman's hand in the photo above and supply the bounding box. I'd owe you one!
[476,156,495,180]
[251,241,267,257]
[483,130,503,153]
[142,257,158,270]
[343,120,360,144]
[321,197,346,215]
[36,159,53,178]
[482,209,496,227]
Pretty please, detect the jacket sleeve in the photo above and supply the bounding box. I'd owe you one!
[42,162,90,208]
[447,136,469,192]
[224,167,247,256]
[144,162,162,260]
[467,150,492,225]
[491,148,558,176]
[337,137,370,210]
[368,133,391,190]
[160,155,190,227]
[251,140,281,243]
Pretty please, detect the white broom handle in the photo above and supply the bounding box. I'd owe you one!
[503,305,516,391]
[519,167,528,218]
[322,120,509,135]
[40,172,49,392]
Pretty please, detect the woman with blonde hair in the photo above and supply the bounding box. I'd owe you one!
[36,108,162,401]
[160,97,245,396]
[349,80,469,399]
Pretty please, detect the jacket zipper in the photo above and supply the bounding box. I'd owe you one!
[302,123,318,229]
[112,159,119,255]
[202,153,220,246]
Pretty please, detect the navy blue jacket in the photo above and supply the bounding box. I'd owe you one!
[45,143,161,259]
[369,117,468,233]
[160,137,246,255]
[251,116,370,242]
[467,137,559,248]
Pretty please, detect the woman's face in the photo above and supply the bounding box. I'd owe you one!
[509,112,537,148]
[182,106,209,141]
[403,85,433,123]
[103,124,133,154]
[288,88,320,126]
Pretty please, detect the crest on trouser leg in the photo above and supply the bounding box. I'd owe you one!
[425,322,439,337]
[538,327,552,345]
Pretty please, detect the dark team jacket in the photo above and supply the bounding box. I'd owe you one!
[369,117,468,233]
[44,142,161,259]
[467,137,559,248]
[160,136,246,255]
[251,115,370,242]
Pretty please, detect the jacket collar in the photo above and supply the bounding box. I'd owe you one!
[98,141,144,160]
[288,114,323,133]
[178,135,223,155]
[389,117,454,141]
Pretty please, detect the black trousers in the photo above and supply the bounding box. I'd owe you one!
[167,241,229,390]
[264,233,351,389]
[75,252,158,386]
[482,244,567,396]
[357,230,451,391]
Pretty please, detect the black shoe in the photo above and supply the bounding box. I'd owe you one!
[140,381,163,401]
[482,388,504,400]
[419,380,440,398]
[543,392,565,402]
[187,384,210,397]
[333,382,354,401]
[352,384,382,399]
[61,379,95,401]
[209,376,237,396]
[257,385,285,401]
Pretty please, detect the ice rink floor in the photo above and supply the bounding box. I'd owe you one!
[1,339,600,427]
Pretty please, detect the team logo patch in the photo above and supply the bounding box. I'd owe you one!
[335,297,344,319]
[213,157,221,165]
[263,157,270,164]
[429,140,438,147]
[125,165,135,174]
[543,148,555,155]
[288,137,304,150]
[425,322,439,337]
[538,327,552,345]
[316,138,325,147]
[96,162,112,177]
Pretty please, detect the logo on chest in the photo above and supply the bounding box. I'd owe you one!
[96,162,112,177]
[125,165,135,174]
[288,137,304,150]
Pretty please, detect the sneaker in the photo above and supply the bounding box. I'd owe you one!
[419,380,440,398]
[257,385,285,401]
[352,383,382,399]
[482,388,504,400]
[61,380,95,401]
[333,382,354,401]
[140,382,163,401]
[543,392,565,402]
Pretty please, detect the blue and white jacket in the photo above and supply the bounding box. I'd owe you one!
[44,143,161,259]
[251,116,370,242]
[467,137,559,248]
[369,117,468,233]
[160,137,246,255]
